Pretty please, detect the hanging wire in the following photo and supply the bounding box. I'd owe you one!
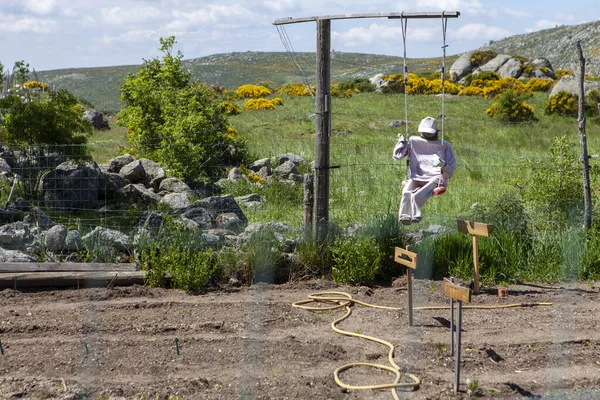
[276,24,315,101]
[400,14,410,181]
[440,11,448,143]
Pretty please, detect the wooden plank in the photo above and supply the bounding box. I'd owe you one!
[444,278,471,303]
[0,271,145,289]
[394,247,417,269]
[0,263,137,273]
[456,220,490,237]
[273,11,460,25]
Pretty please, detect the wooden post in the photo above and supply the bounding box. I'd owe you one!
[303,173,314,230]
[444,278,471,395]
[577,41,592,230]
[314,19,331,242]
[394,246,417,326]
[457,220,489,294]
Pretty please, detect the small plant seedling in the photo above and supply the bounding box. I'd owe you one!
[435,342,447,356]
[467,378,482,397]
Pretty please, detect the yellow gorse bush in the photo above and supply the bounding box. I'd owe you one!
[428,79,462,95]
[244,98,276,111]
[277,83,314,96]
[525,78,554,92]
[235,84,272,98]
[23,80,49,91]
[545,91,578,116]
[458,86,485,96]
[220,101,241,115]
[224,126,239,141]
[270,97,284,106]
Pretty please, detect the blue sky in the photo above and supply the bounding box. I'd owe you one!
[0,0,597,71]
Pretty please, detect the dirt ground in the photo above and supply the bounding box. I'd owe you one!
[1,279,600,400]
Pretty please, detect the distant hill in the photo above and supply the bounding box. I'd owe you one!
[479,19,600,75]
[36,52,455,112]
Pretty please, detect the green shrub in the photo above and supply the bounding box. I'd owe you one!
[485,89,537,122]
[339,78,376,93]
[470,50,497,68]
[545,91,578,116]
[331,236,381,285]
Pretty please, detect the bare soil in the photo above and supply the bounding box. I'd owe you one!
[1,279,600,399]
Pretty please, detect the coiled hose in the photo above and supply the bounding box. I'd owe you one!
[293,291,552,399]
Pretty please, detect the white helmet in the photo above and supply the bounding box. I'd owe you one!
[418,117,439,138]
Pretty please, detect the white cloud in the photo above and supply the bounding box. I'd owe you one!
[453,23,510,40]
[24,0,55,15]
[167,4,258,31]
[416,0,484,14]
[524,20,562,33]
[100,29,156,45]
[333,23,436,48]
[261,0,297,13]
[0,14,57,33]
[101,6,161,25]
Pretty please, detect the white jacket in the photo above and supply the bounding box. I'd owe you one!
[393,135,456,185]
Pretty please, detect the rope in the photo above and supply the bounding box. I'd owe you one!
[400,15,410,181]
[293,291,553,399]
[440,12,448,144]
[276,25,315,101]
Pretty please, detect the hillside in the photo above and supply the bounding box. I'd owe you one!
[479,19,600,75]
[36,52,454,112]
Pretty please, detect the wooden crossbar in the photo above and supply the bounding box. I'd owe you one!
[273,11,460,25]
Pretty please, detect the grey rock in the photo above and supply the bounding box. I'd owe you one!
[273,160,298,178]
[114,184,161,206]
[64,230,83,252]
[84,110,110,130]
[277,153,305,166]
[386,120,406,128]
[235,194,266,208]
[108,154,134,173]
[202,232,221,247]
[194,195,248,227]
[98,172,127,199]
[23,207,55,230]
[532,58,553,70]
[82,227,131,252]
[449,51,475,82]
[41,164,99,210]
[0,247,36,262]
[159,177,191,193]
[0,221,34,249]
[215,212,245,233]
[245,221,292,235]
[228,167,244,181]
[182,206,214,229]
[497,58,523,79]
[160,192,191,210]
[249,158,271,173]
[119,160,146,183]
[550,75,600,97]
[257,166,270,179]
[139,210,166,232]
[139,158,165,189]
[0,158,11,174]
[479,54,512,72]
[45,224,67,252]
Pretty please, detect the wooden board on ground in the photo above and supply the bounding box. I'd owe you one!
[456,220,490,237]
[0,263,137,273]
[443,278,471,303]
[0,271,145,289]
[394,247,417,269]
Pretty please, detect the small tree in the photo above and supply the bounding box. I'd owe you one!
[13,60,30,86]
[118,36,248,183]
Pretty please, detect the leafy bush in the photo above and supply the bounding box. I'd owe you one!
[331,236,381,285]
[525,78,554,92]
[277,83,314,96]
[458,86,485,96]
[330,84,354,98]
[118,36,249,184]
[474,71,501,83]
[339,78,376,93]
[138,226,221,292]
[485,89,537,122]
[244,98,276,110]
[545,91,578,116]
[235,84,272,98]
[220,101,241,115]
[515,135,582,229]
[470,50,497,68]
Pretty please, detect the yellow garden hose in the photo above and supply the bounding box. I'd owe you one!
[293,291,552,399]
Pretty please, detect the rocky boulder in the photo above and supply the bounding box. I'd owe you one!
[449,51,474,82]
[41,163,99,210]
[84,110,110,130]
[550,75,600,98]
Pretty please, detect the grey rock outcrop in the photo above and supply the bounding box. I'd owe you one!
[0,221,34,249]
[41,164,99,210]
[84,110,110,130]
[0,247,37,262]
[449,51,474,82]
[497,58,523,78]
[108,154,134,173]
[160,192,191,210]
[82,227,131,252]
[45,224,67,252]
[478,54,512,72]
[550,75,600,97]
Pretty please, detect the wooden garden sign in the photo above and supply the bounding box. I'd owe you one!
[456,220,489,294]
[394,246,417,326]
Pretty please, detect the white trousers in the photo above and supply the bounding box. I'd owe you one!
[398,178,441,224]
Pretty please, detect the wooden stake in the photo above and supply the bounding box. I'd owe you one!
[576,41,592,230]
[457,220,489,294]
[394,246,417,326]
